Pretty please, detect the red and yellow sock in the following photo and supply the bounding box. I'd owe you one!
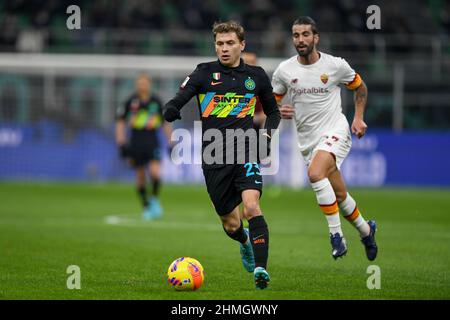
[311,179,343,236]
[339,193,370,237]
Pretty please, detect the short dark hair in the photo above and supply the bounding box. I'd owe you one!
[293,16,319,34]
[212,20,245,42]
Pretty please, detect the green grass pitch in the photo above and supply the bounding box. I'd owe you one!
[1,182,449,299]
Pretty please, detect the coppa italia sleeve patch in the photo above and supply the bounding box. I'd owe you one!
[180,76,190,89]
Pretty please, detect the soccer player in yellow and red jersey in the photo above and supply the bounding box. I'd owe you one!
[272,17,378,261]
[116,74,173,220]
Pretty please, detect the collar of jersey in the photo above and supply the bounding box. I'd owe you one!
[215,58,246,73]
[296,51,323,68]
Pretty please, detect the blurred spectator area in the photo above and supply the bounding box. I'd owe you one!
[0,0,449,131]
[0,0,449,56]
[0,53,449,132]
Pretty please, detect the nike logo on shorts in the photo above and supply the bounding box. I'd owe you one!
[255,180,262,184]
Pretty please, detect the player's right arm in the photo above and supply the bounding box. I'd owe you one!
[115,120,126,146]
[163,66,202,122]
[271,65,294,119]
[115,100,130,158]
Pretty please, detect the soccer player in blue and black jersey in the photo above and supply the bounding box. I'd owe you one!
[116,74,173,220]
[163,21,281,289]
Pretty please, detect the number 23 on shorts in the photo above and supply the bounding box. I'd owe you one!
[244,162,261,177]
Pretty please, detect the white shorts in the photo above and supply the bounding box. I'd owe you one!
[301,130,352,170]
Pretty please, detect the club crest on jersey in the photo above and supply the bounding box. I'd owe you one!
[320,74,329,84]
[291,78,298,84]
[245,77,256,90]
[212,73,221,81]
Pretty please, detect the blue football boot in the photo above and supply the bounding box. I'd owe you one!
[361,220,378,261]
[149,197,163,219]
[330,233,348,259]
[240,228,255,273]
[142,205,155,221]
[254,267,270,289]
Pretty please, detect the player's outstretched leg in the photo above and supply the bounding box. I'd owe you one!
[311,178,347,259]
[253,266,270,290]
[140,188,153,220]
[309,151,347,259]
[361,220,378,261]
[338,193,378,260]
[148,161,163,219]
[136,167,155,220]
[137,186,149,209]
[240,227,256,272]
[329,233,348,260]
[243,190,270,289]
[222,213,255,273]
[249,214,270,289]
[149,196,162,218]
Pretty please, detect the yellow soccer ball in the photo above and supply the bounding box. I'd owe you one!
[167,257,204,291]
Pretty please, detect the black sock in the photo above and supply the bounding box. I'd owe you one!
[137,186,149,208]
[152,179,160,197]
[248,215,269,269]
[223,220,248,244]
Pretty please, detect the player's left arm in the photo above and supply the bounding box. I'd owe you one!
[162,121,176,156]
[339,58,368,139]
[163,66,202,122]
[258,68,281,138]
[156,98,175,154]
[156,98,174,145]
[271,64,294,119]
[349,77,368,139]
[115,99,131,158]
[162,121,173,146]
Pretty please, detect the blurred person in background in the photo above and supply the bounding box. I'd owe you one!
[115,74,173,220]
